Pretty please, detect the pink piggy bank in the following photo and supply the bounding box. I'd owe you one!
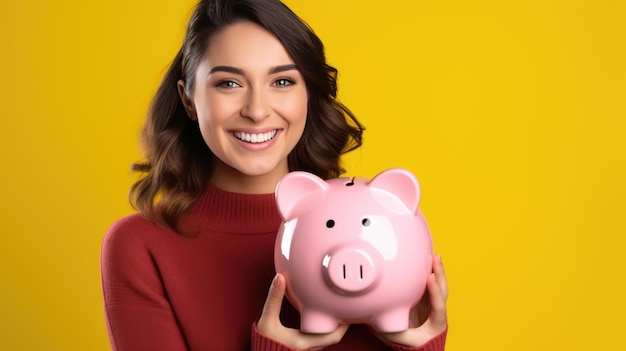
[274,168,434,334]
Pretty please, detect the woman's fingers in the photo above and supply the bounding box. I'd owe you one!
[433,254,448,300]
[257,274,348,350]
[299,324,349,350]
[426,273,446,327]
[257,274,285,332]
[427,254,448,327]
[370,253,449,348]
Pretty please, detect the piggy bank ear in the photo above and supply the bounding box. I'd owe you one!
[275,171,329,221]
[368,168,421,214]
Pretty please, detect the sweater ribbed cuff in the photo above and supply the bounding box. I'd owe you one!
[388,326,447,351]
[251,322,298,351]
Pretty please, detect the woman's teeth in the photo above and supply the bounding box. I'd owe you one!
[234,130,277,143]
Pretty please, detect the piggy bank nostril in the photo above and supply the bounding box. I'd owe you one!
[341,263,364,280]
[326,220,335,228]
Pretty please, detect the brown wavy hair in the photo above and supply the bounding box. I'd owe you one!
[130,0,364,234]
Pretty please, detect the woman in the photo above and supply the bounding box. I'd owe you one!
[101,0,448,350]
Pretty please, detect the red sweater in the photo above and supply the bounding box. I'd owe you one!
[101,183,447,351]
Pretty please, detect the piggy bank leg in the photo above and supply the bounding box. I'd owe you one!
[300,309,341,334]
[370,307,411,333]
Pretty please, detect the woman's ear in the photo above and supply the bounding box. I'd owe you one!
[177,79,197,120]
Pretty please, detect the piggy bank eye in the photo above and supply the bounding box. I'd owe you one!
[361,218,371,226]
[326,220,335,228]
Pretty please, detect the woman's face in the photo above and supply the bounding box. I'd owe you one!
[180,21,308,193]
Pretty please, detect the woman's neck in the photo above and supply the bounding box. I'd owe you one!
[208,159,288,195]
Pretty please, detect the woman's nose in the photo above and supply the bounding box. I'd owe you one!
[241,88,271,121]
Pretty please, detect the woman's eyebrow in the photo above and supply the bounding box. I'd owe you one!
[269,64,298,74]
[209,66,244,75]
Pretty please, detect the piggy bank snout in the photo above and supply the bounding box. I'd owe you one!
[323,247,381,295]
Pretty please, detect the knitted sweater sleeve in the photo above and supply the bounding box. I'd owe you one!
[101,217,187,351]
[250,323,447,351]
[251,323,297,351]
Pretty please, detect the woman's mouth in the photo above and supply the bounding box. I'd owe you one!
[233,130,278,143]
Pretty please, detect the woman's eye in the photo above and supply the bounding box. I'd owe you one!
[217,80,241,89]
[274,78,295,87]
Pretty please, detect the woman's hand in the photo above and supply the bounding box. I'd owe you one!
[375,254,448,347]
[257,274,349,350]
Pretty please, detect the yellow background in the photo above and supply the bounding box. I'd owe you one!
[1,0,624,349]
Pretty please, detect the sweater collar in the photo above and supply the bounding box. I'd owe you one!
[189,182,282,235]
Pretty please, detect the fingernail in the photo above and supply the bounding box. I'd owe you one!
[273,274,282,288]
[436,253,442,263]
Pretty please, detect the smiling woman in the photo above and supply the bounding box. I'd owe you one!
[101,0,448,351]
[176,21,309,194]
